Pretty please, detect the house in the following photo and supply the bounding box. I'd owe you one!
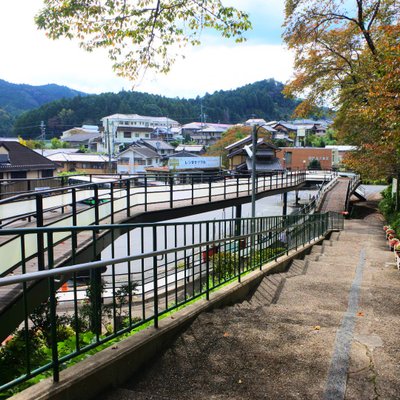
[272,122,300,143]
[174,144,206,155]
[276,147,333,170]
[190,125,229,147]
[47,152,116,174]
[139,139,175,159]
[292,119,332,136]
[61,126,101,151]
[244,118,268,127]
[225,136,282,172]
[0,140,57,180]
[101,113,180,154]
[33,148,81,158]
[117,145,161,174]
[181,122,232,146]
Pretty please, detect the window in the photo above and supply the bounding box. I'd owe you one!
[119,157,130,165]
[147,159,152,165]
[145,134,150,138]
[135,133,140,138]
[11,171,27,179]
[42,169,53,178]
[136,159,145,165]
[124,132,131,139]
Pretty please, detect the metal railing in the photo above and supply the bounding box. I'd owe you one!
[0,212,343,394]
[0,171,306,277]
[0,171,306,229]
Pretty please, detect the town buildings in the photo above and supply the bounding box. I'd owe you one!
[0,140,57,180]
[60,125,101,150]
[117,145,161,174]
[100,114,181,154]
[276,147,333,170]
[181,122,233,147]
[225,136,283,172]
[47,152,116,174]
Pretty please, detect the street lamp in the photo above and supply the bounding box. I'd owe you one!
[251,124,258,219]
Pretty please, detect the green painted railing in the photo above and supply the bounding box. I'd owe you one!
[0,212,343,395]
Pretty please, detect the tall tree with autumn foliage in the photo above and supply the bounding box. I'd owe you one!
[283,0,400,179]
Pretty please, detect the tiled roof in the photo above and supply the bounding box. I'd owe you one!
[101,114,179,125]
[118,146,159,159]
[168,151,199,158]
[140,140,174,150]
[61,133,100,142]
[0,141,57,171]
[47,153,115,163]
[175,145,205,153]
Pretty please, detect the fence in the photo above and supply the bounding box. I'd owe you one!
[0,171,306,229]
[0,212,343,394]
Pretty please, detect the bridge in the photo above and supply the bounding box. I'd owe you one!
[0,170,366,397]
[0,171,308,341]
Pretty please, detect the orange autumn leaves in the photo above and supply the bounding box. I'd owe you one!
[283,1,400,179]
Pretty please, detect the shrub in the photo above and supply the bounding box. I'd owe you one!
[211,252,238,281]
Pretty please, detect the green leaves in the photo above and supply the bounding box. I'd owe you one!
[36,0,251,81]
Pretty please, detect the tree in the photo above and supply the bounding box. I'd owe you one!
[283,0,400,179]
[51,137,67,149]
[35,0,251,81]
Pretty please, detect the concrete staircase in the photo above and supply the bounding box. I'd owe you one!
[99,224,398,400]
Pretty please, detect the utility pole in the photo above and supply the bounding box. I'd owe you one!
[251,124,257,219]
[40,121,46,141]
[106,119,113,173]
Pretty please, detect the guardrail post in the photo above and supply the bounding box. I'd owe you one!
[153,226,159,328]
[223,176,226,199]
[94,185,99,225]
[47,232,59,383]
[144,176,148,211]
[110,184,114,224]
[206,221,210,300]
[191,176,194,205]
[283,192,288,216]
[35,194,45,271]
[208,177,212,202]
[169,176,174,208]
[236,175,239,197]
[126,179,131,217]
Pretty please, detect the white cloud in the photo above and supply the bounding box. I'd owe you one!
[0,0,293,98]
[135,43,294,98]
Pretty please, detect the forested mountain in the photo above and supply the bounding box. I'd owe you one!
[12,79,299,139]
[0,79,86,137]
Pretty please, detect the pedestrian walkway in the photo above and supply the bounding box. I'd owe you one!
[318,177,350,213]
[99,203,399,399]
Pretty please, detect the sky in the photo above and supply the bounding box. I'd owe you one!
[0,1,294,99]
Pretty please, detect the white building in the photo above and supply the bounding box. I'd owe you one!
[101,114,180,154]
[325,145,357,166]
[117,146,161,174]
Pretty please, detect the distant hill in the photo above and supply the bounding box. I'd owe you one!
[12,79,300,139]
[0,79,86,136]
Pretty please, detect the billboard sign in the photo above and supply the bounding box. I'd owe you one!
[297,128,306,137]
[168,157,221,170]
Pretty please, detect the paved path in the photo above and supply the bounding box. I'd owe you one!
[100,198,400,399]
[319,177,350,213]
